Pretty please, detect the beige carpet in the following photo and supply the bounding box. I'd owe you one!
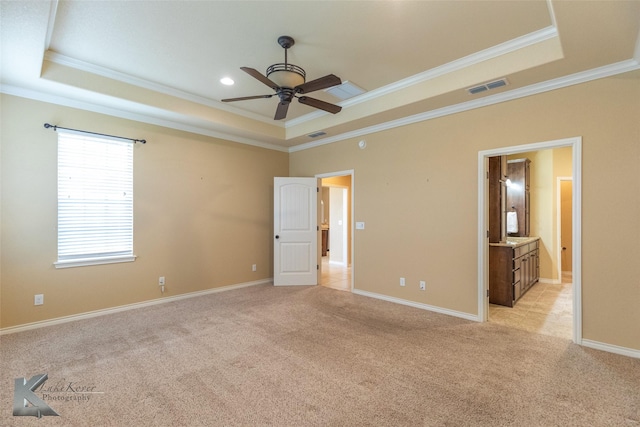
[1,284,638,426]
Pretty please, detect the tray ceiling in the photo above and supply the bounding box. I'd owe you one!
[2,1,639,150]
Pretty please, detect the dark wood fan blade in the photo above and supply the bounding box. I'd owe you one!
[221,94,274,102]
[274,101,290,120]
[241,67,279,90]
[298,96,342,114]
[295,74,341,94]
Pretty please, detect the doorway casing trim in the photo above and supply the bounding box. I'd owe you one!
[477,136,582,344]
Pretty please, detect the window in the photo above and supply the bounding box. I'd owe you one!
[55,130,135,268]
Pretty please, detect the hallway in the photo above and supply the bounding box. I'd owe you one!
[320,256,351,292]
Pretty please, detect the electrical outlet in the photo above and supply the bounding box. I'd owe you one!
[400,277,405,287]
[252,264,257,272]
[34,294,44,305]
[419,281,426,291]
[159,276,165,286]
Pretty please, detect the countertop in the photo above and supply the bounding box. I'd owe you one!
[489,236,540,248]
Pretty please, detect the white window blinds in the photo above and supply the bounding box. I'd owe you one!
[56,130,134,267]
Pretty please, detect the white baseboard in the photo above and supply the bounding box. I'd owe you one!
[0,279,271,336]
[581,339,640,359]
[351,290,640,360]
[7,280,637,361]
[352,289,480,322]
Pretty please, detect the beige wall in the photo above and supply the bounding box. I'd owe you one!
[0,94,288,328]
[2,72,639,352]
[291,72,640,351]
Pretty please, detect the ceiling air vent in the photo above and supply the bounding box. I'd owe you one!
[308,131,327,138]
[325,81,365,100]
[467,78,509,95]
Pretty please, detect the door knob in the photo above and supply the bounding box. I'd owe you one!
[275,235,280,239]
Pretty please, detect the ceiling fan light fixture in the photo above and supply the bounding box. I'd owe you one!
[266,63,306,88]
[221,35,342,120]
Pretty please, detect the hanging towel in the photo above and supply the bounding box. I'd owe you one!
[507,211,518,234]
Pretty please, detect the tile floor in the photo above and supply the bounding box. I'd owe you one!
[320,256,351,291]
[320,258,573,340]
[489,272,573,339]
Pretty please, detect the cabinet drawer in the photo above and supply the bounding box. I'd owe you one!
[513,266,522,285]
[513,280,522,300]
[513,245,525,258]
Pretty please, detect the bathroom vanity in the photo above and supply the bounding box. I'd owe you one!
[489,237,540,307]
[488,156,539,307]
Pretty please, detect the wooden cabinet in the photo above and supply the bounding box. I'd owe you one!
[506,158,531,237]
[488,156,505,243]
[489,238,540,307]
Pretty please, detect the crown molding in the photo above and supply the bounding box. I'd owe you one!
[44,51,280,127]
[0,84,289,152]
[4,56,636,155]
[44,0,59,51]
[289,58,639,153]
[286,25,559,128]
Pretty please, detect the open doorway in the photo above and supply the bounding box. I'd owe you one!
[318,171,353,292]
[478,137,581,343]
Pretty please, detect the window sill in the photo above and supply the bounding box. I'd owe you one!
[54,255,137,269]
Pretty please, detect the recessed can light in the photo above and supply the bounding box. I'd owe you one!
[220,77,234,86]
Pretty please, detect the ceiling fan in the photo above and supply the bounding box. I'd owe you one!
[221,36,343,120]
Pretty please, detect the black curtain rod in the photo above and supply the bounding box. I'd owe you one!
[44,123,146,144]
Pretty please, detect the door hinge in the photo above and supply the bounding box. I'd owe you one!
[317,187,319,192]
[487,230,489,238]
[317,264,319,270]
[487,171,489,179]
[487,289,490,298]
[317,225,319,231]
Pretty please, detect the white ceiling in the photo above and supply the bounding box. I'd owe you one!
[2,1,639,151]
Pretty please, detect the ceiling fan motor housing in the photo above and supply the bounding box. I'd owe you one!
[276,88,296,103]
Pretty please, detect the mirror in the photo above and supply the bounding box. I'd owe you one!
[505,158,530,237]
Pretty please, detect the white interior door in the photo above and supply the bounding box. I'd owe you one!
[274,177,319,286]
